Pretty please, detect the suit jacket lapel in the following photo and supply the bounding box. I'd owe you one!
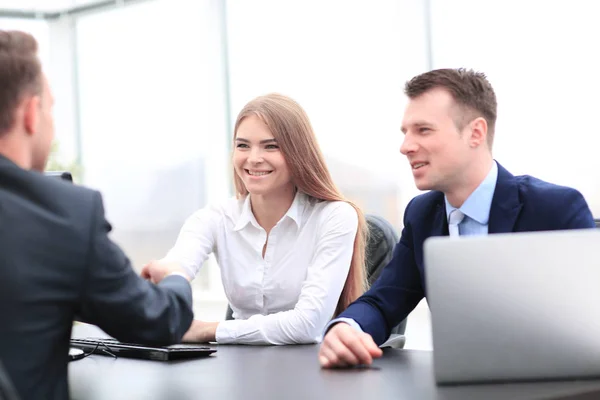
[488,162,523,234]
[431,193,448,237]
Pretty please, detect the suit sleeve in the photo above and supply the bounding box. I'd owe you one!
[77,192,194,345]
[561,189,595,229]
[336,200,425,345]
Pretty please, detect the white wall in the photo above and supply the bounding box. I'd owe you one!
[226,0,430,226]
[75,0,230,303]
[6,1,600,329]
[428,0,600,215]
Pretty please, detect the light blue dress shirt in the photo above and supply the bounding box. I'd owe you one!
[444,161,498,236]
[321,161,500,341]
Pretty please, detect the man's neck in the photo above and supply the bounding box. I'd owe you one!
[0,133,32,170]
[445,156,494,208]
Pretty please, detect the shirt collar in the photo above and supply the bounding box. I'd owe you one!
[233,190,306,231]
[445,161,498,224]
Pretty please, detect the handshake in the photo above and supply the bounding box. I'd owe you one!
[140,260,191,284]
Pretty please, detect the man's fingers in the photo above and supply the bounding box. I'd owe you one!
[319,355,330,368]
[327,337,361,366]
[339,333,373,365]
[319,323,382,369]
[360,333,383,357]
[319,346,338,368]
[320,345,351,368]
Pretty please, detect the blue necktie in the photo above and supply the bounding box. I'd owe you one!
[448,209,465,237]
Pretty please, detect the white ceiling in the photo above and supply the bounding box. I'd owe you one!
[0,0,108,14]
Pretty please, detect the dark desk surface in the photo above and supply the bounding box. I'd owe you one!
[69,324,600,400]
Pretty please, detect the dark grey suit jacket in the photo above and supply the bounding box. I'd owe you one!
[0,155,194,400]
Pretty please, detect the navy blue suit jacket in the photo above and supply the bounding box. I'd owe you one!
[338,163,595,345]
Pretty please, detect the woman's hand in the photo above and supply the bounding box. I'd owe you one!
[182,320,219,343]
[140,260,190,284]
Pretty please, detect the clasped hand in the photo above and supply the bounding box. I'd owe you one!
[318,323,382,368]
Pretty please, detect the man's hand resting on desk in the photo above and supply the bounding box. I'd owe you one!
[140,260,190,284]
[319,322,382,368]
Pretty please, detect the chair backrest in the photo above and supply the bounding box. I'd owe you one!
[225,304,234,320]
[365,214,399,286]
[364,214,406,336]
[0,360,20,400]
[594,219,600,228]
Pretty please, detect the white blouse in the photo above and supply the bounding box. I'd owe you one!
[162,191,358,345]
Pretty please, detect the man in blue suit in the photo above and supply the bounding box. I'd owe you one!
[319,68,595,368]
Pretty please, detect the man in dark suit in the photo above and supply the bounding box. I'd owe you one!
[0,30,194,399]
[319,68,595,368]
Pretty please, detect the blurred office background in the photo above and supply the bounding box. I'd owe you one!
[2,0,599,350]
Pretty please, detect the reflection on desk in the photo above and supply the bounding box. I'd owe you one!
[69,324,600,400]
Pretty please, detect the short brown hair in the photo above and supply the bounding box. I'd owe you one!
[405,68,497,147]
[0,30,43,137]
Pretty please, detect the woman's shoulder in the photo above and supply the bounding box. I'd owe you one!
[305,196,358,221]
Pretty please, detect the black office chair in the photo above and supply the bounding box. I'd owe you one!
[225,303,234,321]
[0,360,20,400]
[365,214,398,285]
[365,214,407,348]
[594,219,600,228]
[224,213,407,348]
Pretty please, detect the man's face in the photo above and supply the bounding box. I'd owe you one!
[400,88,474,192]
[31,75,55,171]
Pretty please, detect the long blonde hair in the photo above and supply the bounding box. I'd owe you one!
[232,93,367,316]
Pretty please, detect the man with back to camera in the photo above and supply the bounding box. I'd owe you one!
[0,30,194,399]
[319,68,596,368]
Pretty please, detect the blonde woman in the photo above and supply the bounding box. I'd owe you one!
[143,94,367,345]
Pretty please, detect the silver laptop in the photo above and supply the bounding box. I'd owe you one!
[424,229,600,384]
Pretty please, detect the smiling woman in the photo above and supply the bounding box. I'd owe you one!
[145,93,368,345]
